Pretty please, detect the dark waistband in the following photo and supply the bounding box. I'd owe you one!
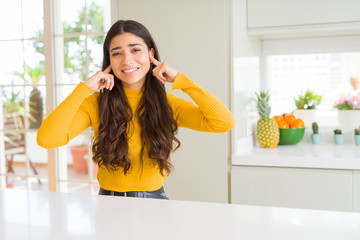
[99,186,164,197]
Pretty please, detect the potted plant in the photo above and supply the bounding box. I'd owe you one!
[293,90,322,127]
[311,122,322,144]
[354,127,360,146]
[333,129,345,145]
[334,95,360,128]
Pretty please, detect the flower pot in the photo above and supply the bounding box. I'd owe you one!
[294,109,317,128]
[355,135,360,146]
[334,134,345,145]
[337,110,360,128]
[311,133,322,144]
[70,146,88,173]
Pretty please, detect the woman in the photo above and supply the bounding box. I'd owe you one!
[37,20,235,199]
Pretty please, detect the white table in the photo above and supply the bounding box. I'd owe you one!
[0,189,360,240]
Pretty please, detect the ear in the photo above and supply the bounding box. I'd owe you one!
[149,48,155,58]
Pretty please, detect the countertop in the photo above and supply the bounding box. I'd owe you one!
[233,136,360,170]
[1,189,360,239]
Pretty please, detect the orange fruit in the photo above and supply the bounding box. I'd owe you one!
[277,121,289,129]
[284,114,296,125]
[294,118,305,128]
[290,122,303,128]
[273,115,284,123]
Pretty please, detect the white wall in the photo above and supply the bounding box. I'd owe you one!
[231,0,262,154]
[116,0,231,203]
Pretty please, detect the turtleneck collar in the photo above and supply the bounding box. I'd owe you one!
[123,87,143,99]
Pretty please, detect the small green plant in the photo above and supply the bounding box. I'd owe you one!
[312,122,319,134]
[355,127,360,135]
[294,90,322,109]
[334,129,342,135]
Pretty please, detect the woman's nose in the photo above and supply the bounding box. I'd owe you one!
[122,52,134,64]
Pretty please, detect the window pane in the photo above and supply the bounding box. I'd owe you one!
[26,131,48,178]
[88,35,104,76]
[86,0,107,33]
[28,177,48,191]
[22,0,43,39]
[56,85,78,104]
[3,130,26,176]
[5,176,27,189]
[62,37,87,83]
[267,52,360,115]
[59,0,86,35]
[0,41,24,85]
[24,40,45,85]
[2,86,25,131]
[0,0,22,40]
[58,133,95,182]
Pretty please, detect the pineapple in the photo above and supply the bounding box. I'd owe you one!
[255,91,279,148]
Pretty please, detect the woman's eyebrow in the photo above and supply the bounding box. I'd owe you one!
[110,43,143,52]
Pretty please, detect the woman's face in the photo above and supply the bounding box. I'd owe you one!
[109,32,153,90]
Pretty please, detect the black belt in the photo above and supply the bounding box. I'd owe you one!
[99,186,165,197]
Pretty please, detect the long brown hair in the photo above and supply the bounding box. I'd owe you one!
[92,20,180,175]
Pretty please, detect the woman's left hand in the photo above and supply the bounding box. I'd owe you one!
[149,54,178,84]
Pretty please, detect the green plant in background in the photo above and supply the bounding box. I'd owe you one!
[334,129,342,135]
[312,122,319,134]
[355,127,360,135]
[294,90,323,109]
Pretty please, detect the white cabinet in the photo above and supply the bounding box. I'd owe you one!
[247,0,360,38]
[354,170,360,212]
[231,166,355,212]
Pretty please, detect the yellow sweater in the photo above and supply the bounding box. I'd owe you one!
[37,73,235,192]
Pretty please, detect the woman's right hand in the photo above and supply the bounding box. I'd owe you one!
[84,65,114,91]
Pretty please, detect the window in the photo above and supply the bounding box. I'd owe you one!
[263,36,360,126]
[0,0,47,190]
[0,0,111,194]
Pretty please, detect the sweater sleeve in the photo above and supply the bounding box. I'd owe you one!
[169,72,235,133]
[37,82,94,149]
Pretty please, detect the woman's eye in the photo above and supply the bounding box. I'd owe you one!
[112,52,122,57]
[132,48,141,53]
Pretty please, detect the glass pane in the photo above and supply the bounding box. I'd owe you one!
[28,177,48,191]
[26,86,46,130]
[90,183,100,195]
[22,0,44,39]
[24,40,45,85]
[56,85,78,105]
[0,0,22,40]
[26,131,48,178]
[0,41,24,85]
[63,37,87,83]
[2,86,25,131]
[59,182,92,194]
[58,133,93,181]
[59,0,86,35]
[267,52,360,114]
[5,176,27,189]
[88,35,104,76]
[86,0,107,33]
[4,130,26,176]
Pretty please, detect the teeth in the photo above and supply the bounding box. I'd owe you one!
[123,67,138,73]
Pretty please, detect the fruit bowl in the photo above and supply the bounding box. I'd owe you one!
[278,128,305,145]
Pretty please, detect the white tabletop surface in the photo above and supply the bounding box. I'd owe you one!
[0,189,360,240]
